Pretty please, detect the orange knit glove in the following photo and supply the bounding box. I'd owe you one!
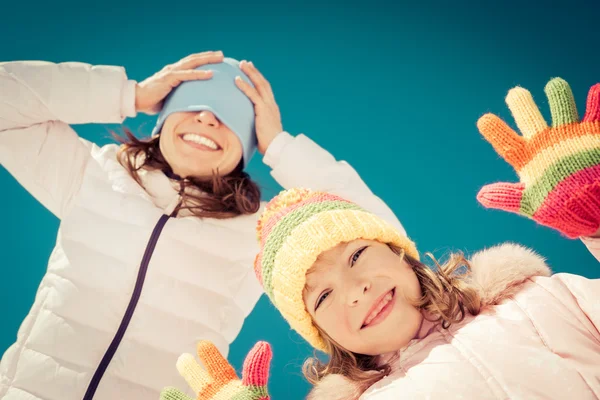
[160,341,272,400]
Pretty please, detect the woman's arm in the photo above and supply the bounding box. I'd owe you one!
[264,132,407,235]
[0,61,136,218]
[234,61,406,234]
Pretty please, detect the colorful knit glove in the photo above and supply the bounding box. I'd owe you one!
[160,341,272,400]
[476,78,600,238]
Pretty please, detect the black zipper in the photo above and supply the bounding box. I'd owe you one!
[82,213,171,400]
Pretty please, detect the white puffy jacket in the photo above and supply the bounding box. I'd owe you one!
[0,61,406,400]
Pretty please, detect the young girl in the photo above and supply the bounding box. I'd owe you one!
[162,77,600,400]
[0,52,404,400]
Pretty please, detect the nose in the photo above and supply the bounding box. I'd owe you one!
[195,110,220,128]
[348,280,371,307]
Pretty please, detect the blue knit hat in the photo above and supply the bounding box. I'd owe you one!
[151,57,257,168]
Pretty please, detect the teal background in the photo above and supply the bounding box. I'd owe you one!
[1,0,599,398]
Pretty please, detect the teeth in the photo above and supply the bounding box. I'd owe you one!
[182,133,218,150]
[364,291,394,326]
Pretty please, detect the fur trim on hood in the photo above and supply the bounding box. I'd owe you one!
[306,242,552,400]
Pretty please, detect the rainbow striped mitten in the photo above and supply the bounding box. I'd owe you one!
[160,341,272,400]
[477,78,600,238]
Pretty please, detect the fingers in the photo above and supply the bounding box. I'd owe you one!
[477,182,526,214]
[176,353,213,394]
[239,60,276,104]
[241,341,273,387]
[477,113,527,167]
[235,75,263,105]
[583,83,600,123]
[166,70,214,87]
[174,51,224,71]
[505,86,548,139]
[160,51,224,87]
[545,77,579,127]
[160,387,195,400]
[196,341,238,383]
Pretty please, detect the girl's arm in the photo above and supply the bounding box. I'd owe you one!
[0,61,136,218]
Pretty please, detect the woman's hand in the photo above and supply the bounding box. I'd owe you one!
[235,60,284,154]
[135,51,224,115]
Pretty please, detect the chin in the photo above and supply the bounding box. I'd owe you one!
[187,170,215,180]
[349,333,410,356]
[182,158,218,175]
[366,339,412,356]
[359,320,422,356]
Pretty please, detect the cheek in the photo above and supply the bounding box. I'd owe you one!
[226,134,244,160]
[395,262,421,300]
[394,295,420,324]
[159,120,180,150]
[395,301,423,340]
[390,273,423,336]
[160,115,182,138]
[158,132,177,165]
[216,137,243,175]
[407,272,422,300]
[316,309,353,345]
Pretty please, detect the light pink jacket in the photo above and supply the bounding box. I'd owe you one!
[309,240,600,400]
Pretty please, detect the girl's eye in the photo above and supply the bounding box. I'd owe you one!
[315,291,330,310]
[351,246,367,266]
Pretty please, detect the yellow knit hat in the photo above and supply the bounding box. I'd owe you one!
[254,188,418,351]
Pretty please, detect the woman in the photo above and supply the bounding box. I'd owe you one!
[0,51,403,400]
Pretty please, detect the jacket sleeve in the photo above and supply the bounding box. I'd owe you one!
[263,132,407,235]
[0,61,137,218]
[533,237,600,337]
[577,237,600,331]
[549,272,600,337]
[581,236,600,263]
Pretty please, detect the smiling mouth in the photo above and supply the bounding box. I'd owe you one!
[361,288,396,329]
[179,133,222,151]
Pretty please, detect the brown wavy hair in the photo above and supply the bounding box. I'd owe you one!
[113,128,261,219]
[303,246,482,396]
